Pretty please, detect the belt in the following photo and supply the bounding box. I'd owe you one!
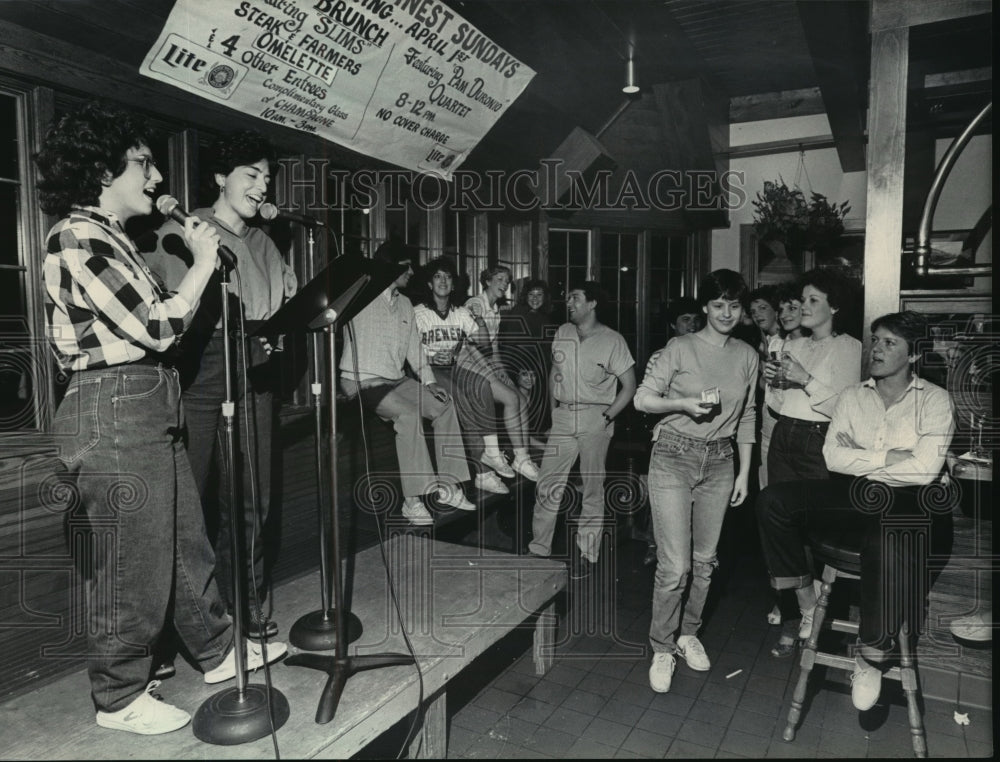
[556,401,604,410]
[657,430,732,453]
[131,354,176,368]
[778,415,829,429]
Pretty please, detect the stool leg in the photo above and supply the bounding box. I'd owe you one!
[898,621,927,758]
[783,566,835,742]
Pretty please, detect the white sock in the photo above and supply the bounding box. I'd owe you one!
[483,435,502,457]
[513,447,529,461]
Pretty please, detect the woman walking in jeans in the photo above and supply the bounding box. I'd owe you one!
[634,270,758,693]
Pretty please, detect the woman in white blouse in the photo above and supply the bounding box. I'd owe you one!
[762,269,860,657]
[763,269,861,484]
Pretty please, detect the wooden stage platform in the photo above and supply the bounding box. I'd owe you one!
[0,534,567,759]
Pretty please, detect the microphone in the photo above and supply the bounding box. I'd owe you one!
[156,195,237,271]
[259,202,324,227]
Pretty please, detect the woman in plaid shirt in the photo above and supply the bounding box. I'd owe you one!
[36,102,285,735]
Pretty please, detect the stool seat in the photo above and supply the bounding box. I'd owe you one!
[806,526,863,575]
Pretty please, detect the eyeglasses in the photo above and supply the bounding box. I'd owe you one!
[127,156,157,178]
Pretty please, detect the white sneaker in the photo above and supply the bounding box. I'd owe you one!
[850,657,882,711]
[437,485,475,511]
[204,639,288,684]
[475,471,510,494]
[512,456,540,481]
[401,499,434,525]
[480,452,515,478]
[676,634,711,671]
[648,652,676,693]
[950,612,992,641]
[95,681,190,735]
[798,604,816,640]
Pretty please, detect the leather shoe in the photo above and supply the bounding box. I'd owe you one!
[246,607,279,640]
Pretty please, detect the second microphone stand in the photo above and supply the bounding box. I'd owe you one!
[193,262,290,744]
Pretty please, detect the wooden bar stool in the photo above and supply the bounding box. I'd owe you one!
[782,527,928,758]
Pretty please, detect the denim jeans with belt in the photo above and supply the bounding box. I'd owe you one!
[768,415,830,484]
[647,431,734,653]
[52,364,232,712]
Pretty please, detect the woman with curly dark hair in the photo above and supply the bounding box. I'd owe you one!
[145,129,296,641]
[36,102,284,735]
[413,256,514,494]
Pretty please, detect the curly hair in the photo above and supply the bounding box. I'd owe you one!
[208,129,279,179]
[517,278,551,311]
[34,101,154,217]
[748,284,779,311]
[416,256,459,309]
[479,264,512,289]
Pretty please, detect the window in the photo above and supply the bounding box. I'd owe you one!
[0,88,41,432]
[447,210,487,301]
[497,220,531,302]
[547,228,590,316]
[599,232,639,351]
[648,234,692,353]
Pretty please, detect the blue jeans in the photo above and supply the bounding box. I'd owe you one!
[181,333,274,610]
[647,432,734,653]
[52,365,231,712]
[768,416,829,484]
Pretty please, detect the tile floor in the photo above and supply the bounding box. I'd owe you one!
[362,516,993,759]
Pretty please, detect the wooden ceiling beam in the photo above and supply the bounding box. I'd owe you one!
[729,88,826,123]
[797,0,868,173]
[870,0,992,32]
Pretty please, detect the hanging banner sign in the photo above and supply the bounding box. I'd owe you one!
[140,0,535,178]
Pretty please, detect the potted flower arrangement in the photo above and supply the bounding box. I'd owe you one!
[752,178,851,260]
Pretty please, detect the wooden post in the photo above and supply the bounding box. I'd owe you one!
[533,601,557,675]
[408,690,447,759]
[862,24,909,351]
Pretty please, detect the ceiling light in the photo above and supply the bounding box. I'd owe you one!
[623,56,639,95]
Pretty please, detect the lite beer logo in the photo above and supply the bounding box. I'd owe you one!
[148,33,248,100]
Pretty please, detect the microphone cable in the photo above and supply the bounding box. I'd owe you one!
[346,320,426,759]
[233,268,282,759]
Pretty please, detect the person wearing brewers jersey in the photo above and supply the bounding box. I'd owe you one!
[413,256,515,495]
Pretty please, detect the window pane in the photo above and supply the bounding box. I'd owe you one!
[0,182,20,267]
[0,268,26,323]
[0,347,36,430]
[0,93,17,181]
[567,230,588,262]
[548,230,567,266]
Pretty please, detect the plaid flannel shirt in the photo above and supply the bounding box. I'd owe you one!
[43,206,195,371]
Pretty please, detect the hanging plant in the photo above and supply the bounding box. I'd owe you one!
[752,178,851,254]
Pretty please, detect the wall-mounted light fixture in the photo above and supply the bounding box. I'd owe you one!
[623,56,639,94]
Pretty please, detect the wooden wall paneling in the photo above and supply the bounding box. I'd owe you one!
[863,25,909,351]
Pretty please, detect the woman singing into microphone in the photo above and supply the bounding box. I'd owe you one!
[145,130,296,640]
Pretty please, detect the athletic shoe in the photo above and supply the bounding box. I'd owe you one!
[798,605,816,640]
[512,456,540,481]
[676,634,711,671]
[96,681,190,735]
[950,612,992,642]
[204,639,288,684]
[850,657,882,710]
[480,452,515,478]
[475,471,510,494]
[401,500,434,525]
[569,543,592,580]
[437,485,475,511]
[648,652,676,693]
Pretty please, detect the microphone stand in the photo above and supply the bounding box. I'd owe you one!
[284,323,415,725]
[290,225,361,651]
[193,261,290,744]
